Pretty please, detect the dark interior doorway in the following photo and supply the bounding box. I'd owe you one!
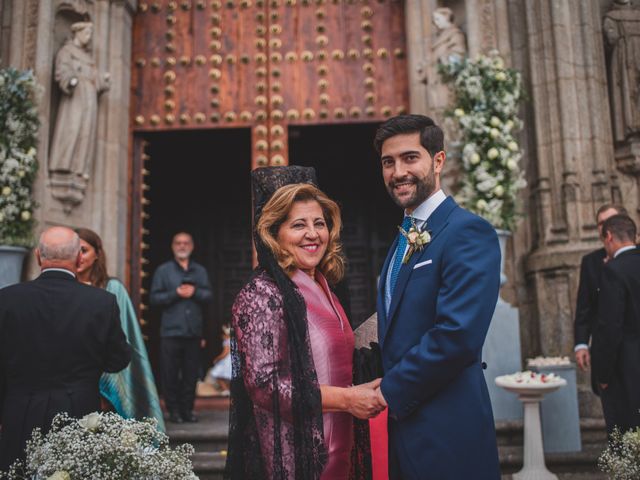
[141,128,253,377]
[289,123,400,326]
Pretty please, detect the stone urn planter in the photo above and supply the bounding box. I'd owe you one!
[0,245,28,289]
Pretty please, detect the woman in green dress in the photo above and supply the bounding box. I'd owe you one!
[75,228,166,432]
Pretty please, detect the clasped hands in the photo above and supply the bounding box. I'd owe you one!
[176,284,195,298]
[346,378,387,420]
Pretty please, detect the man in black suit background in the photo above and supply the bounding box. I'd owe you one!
[592,214,640,434]
[0,226,131,471]
[574,204,627,390]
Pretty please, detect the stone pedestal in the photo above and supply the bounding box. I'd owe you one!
[496,377,567,480]
[531,364,582,453]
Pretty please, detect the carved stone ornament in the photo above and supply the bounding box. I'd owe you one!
[48,21,110,212]
[418,7,466,112]
[604,0,640,177]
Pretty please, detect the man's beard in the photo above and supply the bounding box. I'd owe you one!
[386,168,436,210]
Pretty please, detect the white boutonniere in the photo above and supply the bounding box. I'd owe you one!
[399,218,431,264]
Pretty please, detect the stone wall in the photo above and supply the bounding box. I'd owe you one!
[3,0,136,281]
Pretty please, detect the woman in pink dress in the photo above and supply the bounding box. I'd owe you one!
[226,167,384,480]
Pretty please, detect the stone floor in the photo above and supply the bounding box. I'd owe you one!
[166,398,610,480]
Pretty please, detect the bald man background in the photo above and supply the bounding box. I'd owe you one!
[0,227,131,471]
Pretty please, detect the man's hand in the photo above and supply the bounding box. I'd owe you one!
[176,284,195,298]
[346,378,386,419]
[200,338,206,349]
[599,383,608,390]
[374,385,388,408]
[575,348,591,371]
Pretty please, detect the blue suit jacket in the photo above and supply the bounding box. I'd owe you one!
[378,196,501,480]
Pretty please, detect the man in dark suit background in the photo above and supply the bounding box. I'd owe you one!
[0,227,131,471]
[592,214,640,434]
[574,204,627,389]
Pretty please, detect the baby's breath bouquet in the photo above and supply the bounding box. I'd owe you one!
[440,50,525,231]
[0,67,40,246]
[0,412,196,480]
[599,427,640,480]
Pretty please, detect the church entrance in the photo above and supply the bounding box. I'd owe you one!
[289,123,399,325]
[133,128,253,367]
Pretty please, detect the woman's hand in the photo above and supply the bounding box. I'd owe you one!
[345,378,386,419]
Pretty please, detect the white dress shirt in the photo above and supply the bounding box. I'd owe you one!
[41,268,76,278]
[385,189,447,313]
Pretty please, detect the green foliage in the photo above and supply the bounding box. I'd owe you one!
[440,51,525,231]
[0,67,40,247]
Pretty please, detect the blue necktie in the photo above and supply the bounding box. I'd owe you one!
[389,216,413,296]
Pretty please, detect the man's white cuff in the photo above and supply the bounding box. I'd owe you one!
[574,344,589,352]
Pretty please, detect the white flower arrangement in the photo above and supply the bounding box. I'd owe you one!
[599,428,640,479]
[0,68,40,247]
[440,51,526,231]
[0,412,197,480]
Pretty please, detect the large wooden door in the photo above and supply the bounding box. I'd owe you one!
[130,0,409,320]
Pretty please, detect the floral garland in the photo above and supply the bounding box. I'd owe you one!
[0,68,40,247]
[1,412,197,480]
[440,50,525,231]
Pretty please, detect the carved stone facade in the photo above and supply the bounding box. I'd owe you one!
[1,0,639,419]
[0,0,136,280]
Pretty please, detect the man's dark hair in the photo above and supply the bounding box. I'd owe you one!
[373,114,444,157]
[602,214,637,242]
[596,203,627,219]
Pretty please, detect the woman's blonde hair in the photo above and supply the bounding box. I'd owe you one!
[256,183,345,284]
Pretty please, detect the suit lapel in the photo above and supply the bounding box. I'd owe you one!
[382,197,458,342]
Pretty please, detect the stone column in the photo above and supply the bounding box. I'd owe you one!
[465,0,512,59]
[92,0,137,280]
[405,0,437,114]
[519,0,621,416]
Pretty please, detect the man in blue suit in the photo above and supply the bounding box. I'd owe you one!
[373,115,501,479]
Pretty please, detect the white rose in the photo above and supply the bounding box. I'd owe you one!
[493,57,505,69]
[470,153,481,165]
[419,231,431,245]
[78,412,102,431]
[495,71,507,81]
[490,116,501,127]
[20,211,31,221]
[1,186,11,196]
[493,185,505,197]
[487,148,499,159]
[120,429,139,448]
[454,108,465,118]
[506,159,518,171]
[490,128,500,139]
[17,170,25,178]
[505,120,514,131]
[507,141,518,152]
[48,471,71,480]
[476,199,488,210]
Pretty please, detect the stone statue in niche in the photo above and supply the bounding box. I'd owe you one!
[604,0,640,147]
[418,7,466,113]
[49,21,110,212]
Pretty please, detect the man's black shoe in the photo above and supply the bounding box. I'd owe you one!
[181,412,198,423]
[168,412,184,423]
